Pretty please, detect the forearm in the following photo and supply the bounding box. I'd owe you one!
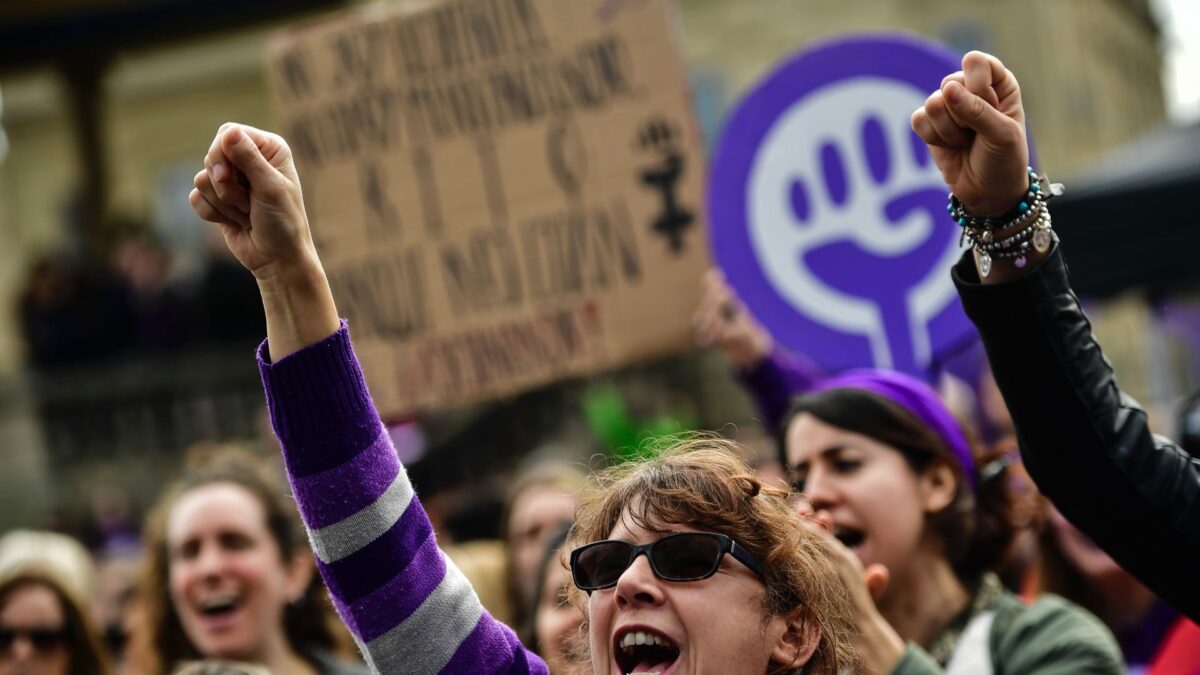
[259,327,546,674]
[256,253,340,362]
[953,246,1200,621]
[738,345,825,434]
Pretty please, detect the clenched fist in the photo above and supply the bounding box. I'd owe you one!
[910,51,1029,217]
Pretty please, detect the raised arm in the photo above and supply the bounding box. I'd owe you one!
[189,123,548,674]
[912,52,1200,621]
[693,269,826,433]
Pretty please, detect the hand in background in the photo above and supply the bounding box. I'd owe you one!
[794,497,903,675]
[693,269,774,371]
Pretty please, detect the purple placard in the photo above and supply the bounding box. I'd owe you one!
[709,33,979,378]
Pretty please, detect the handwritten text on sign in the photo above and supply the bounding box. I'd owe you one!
[267,0,708,418]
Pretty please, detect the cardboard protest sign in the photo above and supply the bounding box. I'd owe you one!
[709,35,977,379]
[267,0,708,418]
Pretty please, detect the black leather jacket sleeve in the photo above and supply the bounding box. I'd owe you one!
[952,245,1200,622]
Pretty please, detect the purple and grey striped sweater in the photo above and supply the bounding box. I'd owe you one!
[258,322,550,675]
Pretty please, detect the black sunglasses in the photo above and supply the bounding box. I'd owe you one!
[570,531,767,592]
[0,627,67,654]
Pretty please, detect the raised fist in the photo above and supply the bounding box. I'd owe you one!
[188,123,316,281]
[911,51,1030,217]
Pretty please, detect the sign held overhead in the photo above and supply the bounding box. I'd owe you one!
[267,0,708,419]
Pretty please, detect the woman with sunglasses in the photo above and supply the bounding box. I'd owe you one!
[782,370,1124,673]
[188,122,857,674]
[0,536,113,675]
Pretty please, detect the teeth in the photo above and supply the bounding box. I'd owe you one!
[619,630,670,650]
[200,594,238,611]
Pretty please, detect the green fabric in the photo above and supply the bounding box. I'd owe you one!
[890,592,1123,675]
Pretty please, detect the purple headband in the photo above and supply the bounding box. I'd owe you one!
[812,369,976,490]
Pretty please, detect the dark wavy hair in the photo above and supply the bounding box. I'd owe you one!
[782,388,1015,583]
[128,445,355,674]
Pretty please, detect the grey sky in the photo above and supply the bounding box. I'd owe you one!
[1158,0,1200,121]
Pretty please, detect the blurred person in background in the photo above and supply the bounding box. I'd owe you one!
[109,231,188,355]
[694,269,1043,590]
[0,531,112,675]
[93,550,142,675]
[1030,507,1200,674]
[502,462,586,638]
[522,526,585,675]
[127,446,366,675]
[782,373,1123,673]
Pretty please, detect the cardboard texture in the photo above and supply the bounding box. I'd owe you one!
[266,0,709,418]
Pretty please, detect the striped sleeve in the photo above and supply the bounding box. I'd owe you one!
[258,322,548,675]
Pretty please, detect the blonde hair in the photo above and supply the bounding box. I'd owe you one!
[0,530,96,603]
[0,554,114,675]
[567,435,857,675]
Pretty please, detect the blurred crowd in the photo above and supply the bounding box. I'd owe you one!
[3,40,1200,675]
[17,226,264,371]
[3,268,1198,673]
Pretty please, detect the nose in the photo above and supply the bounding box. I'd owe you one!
[613,552,664,609]
[803,466,841,514]
[194,541,229,578]
[9,634,34,661]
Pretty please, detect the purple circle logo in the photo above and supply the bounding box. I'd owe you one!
[709,34,976,377]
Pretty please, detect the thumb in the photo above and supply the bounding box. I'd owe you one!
[864,564,890,603]
[221,125,279,189]
[943,80,1018,143]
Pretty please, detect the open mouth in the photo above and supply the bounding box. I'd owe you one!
[614,628,680,675]
[197,593,242,620]
[832,525,865,550]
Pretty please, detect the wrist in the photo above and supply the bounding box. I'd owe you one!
[957,171,1061,284]
[254,248,325,295]
[257,254,340,362]
[729,332,773,371]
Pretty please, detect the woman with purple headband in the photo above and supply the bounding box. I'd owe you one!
[781,368,1124,673]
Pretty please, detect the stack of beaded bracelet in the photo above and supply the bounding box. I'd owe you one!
[947,168,1064,278]
[948,166,1044,232]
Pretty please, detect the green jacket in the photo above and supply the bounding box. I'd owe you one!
[891,591,1123,675]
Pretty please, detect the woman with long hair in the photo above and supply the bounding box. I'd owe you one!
[782,371,1123,672]
[128,447,366,675]
[0,531,113,675]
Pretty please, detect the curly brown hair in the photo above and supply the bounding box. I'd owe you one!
[567,435,857,675]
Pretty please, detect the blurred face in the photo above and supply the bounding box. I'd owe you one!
[0,583,70,675]
[508,487,577,604]
[167,483,307,662]
[786,413,942,576]
[534,562,585,674]
[585,514,798,675]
